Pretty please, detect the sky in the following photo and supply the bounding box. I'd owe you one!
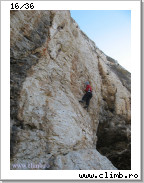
[70,10,131,72]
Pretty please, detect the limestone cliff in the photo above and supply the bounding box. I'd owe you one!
[10,10,131,170]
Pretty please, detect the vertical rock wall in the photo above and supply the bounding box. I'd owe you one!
[97,56,131,169]
[10,10,131,170]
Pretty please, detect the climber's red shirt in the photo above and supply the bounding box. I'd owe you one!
[85,85,92,92]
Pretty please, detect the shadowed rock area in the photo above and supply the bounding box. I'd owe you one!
[10,10,131,170]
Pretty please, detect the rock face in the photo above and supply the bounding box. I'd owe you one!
[97,57,131,170]
[10,10,131,170]
[49,149,117,170]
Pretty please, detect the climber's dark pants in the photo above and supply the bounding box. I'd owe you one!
[82,92,92,106]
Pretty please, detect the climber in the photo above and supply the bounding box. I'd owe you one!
[79,81,92,109]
